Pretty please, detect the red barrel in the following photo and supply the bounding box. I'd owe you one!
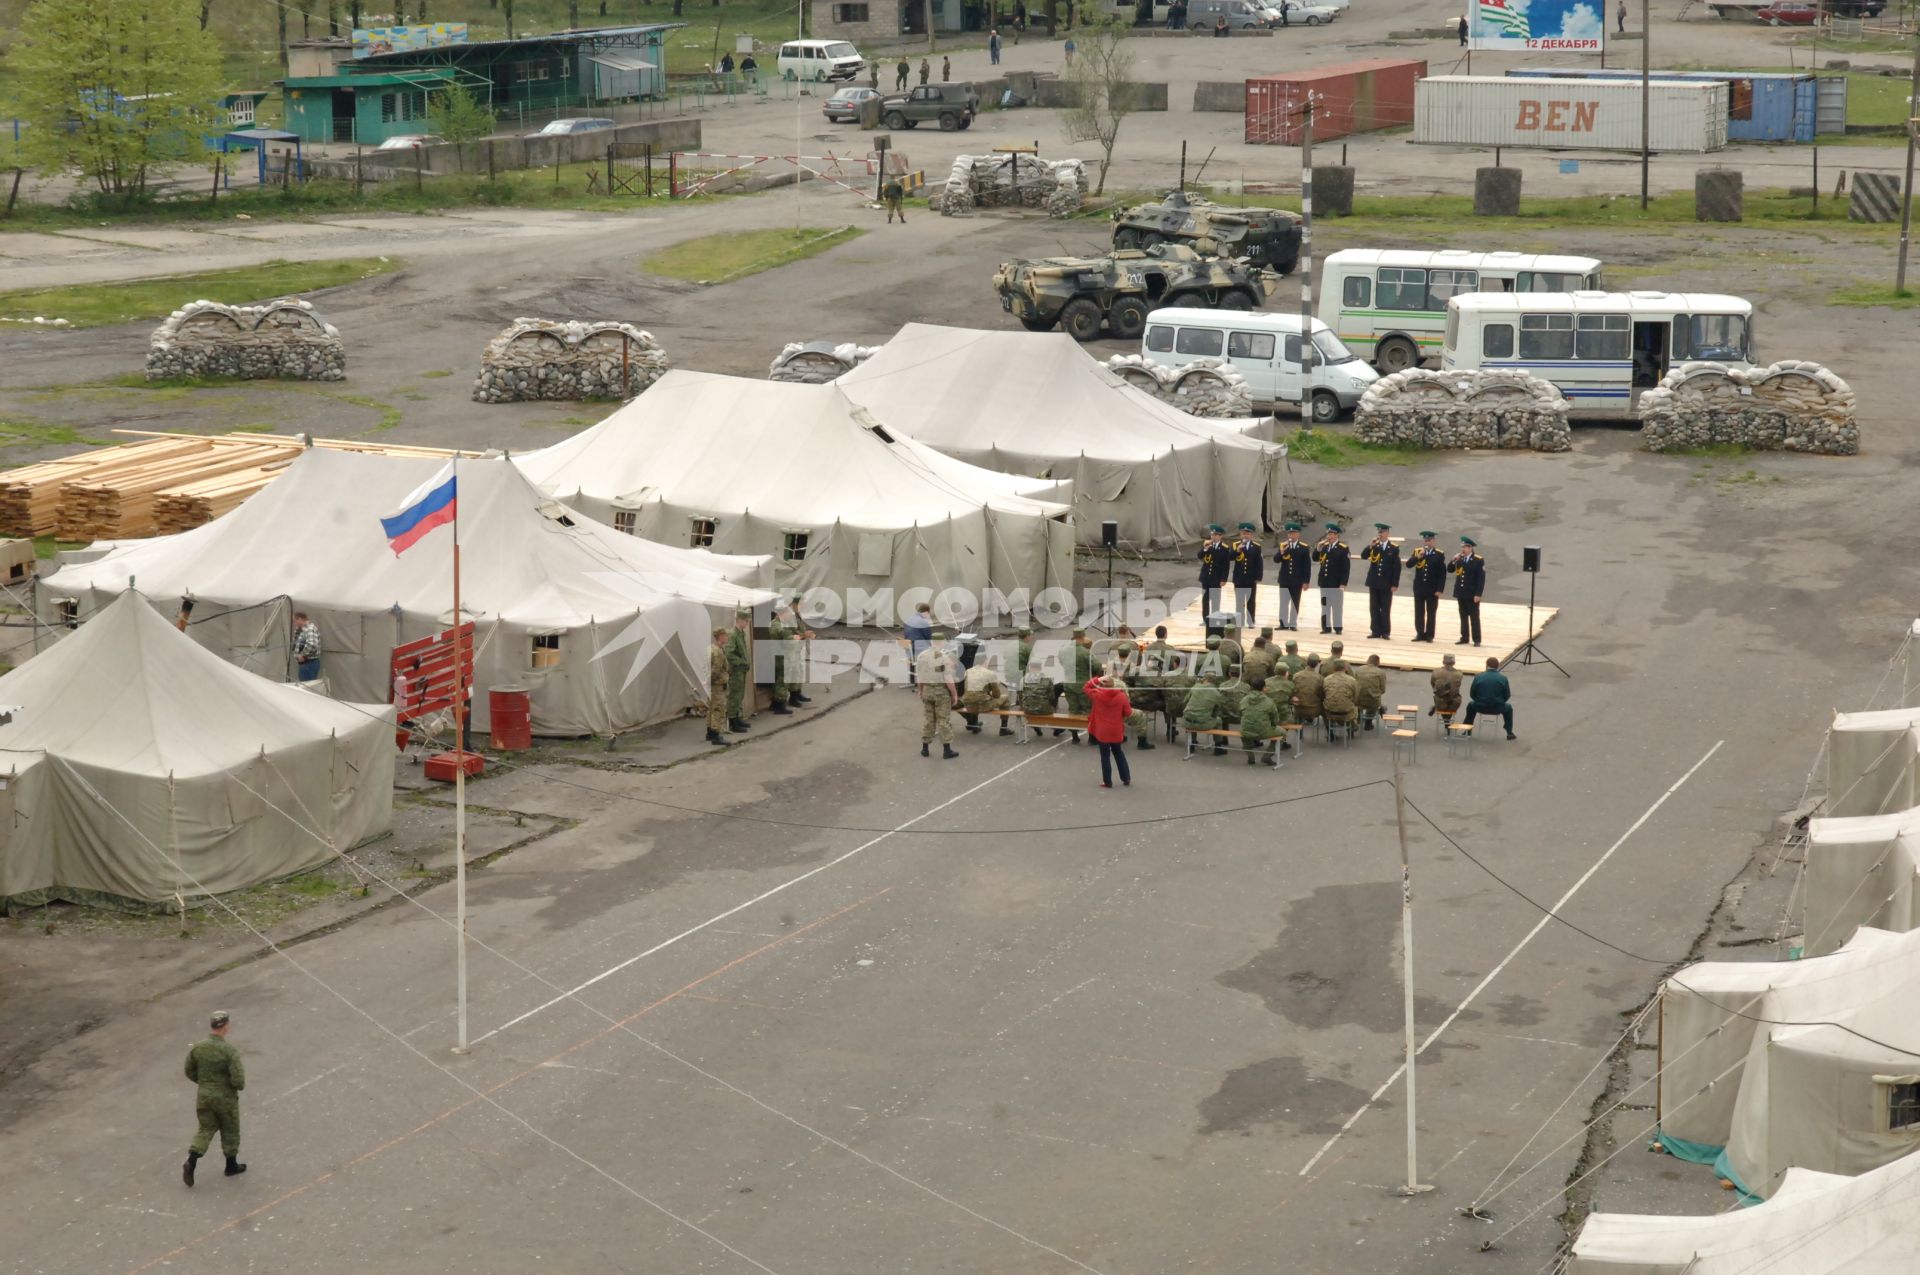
[488,687,532,751]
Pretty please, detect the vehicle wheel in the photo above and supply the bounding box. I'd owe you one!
[1272,257,1298,276]
[1019,315,1058,332]
[1109,296,1150,340]
[1218,290,1255,310]
[1309,391,1340,424]
[886,110,907,129]
[1375,336,1420,373]
[816,69,828,81]
[1139,231,1166,248]
[1113,228,1140,249]
[1305,13,1321,23]
[957,117,972,129]
[939,112,958,131]
[1059,299,1104,342]
[905,119,919,128]
[1161,290,1202,310]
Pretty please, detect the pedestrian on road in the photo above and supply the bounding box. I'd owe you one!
[870,61,880,89]
[1086,674,1134,787]
[740,52,758,85]
[1063,35,1077,64]
[896,56,911,90]
[989,28,1002,64]
[182,1010,246,1187]
[919,57,930,85]
[1463,656,1516,740]
[1616,0,1626,31]
[941,54,951,81]
[291,609,322,682]
[1459,13,1469,44]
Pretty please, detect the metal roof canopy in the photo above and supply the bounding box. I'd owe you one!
[587,51,657,71]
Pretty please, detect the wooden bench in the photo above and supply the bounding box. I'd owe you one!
[1447,719,1476,760]
[1181,726,1286,769]
[981,708,1089,744]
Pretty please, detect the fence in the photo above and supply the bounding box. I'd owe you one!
[666,149,911,199]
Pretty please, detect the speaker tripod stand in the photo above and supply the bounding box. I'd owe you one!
[1509,569,1567,677]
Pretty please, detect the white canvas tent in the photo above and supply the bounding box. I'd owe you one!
[834,323,1284,548]
[0,592,394,910]
[1654,927,1920,1198]
[1568,1147,1920,1274]
[40,451,775,737]
[516,371,1077,604]
[1826,706,1920,819]
[1803,806,1920,958]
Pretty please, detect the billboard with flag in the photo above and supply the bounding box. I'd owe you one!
[1470,0,1603,52]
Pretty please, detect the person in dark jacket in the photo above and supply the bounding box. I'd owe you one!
[1451,535,1487,646]
[1197,523,1233,622]
[1404,529,1447,643]
[1361,522,1401,640]
[1463,656,1515,739]
[1086,675,1135,787]
[1312,522,1351,635]
[1229,521,1264,629]
[1273,521,1311,631]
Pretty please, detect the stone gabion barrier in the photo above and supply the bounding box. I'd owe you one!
[146,299,344,382]
[1103,354,1254,418]
[767,340,881,384]
[937,154,1087,218]
[1355,369,1571,452]
[1639,360,1858,455]
[471,319,669,404]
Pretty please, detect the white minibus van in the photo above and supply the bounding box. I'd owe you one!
[1142,308,1378,422]
[1319,249,1605,372]
[777,39,864,82]
[1441,290,1753,420]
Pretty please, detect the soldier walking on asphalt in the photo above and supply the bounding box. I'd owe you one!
[896,56,911,90]
[182,1010,246,1187]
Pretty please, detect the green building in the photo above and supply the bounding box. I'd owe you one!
[280,26,680,145]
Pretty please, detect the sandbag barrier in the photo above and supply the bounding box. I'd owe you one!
[1103,354,1254,418]
[937,153,1087,219]
[146,299,345,382]
[472,319,669,404]
[767,340,881,384]
[1354,369,1571,452]
[1639,360,1858,455]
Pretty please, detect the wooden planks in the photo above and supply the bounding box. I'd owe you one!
[1162,584,1558,674]
[0,431,478,541]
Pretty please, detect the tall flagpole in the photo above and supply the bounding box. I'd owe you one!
[452,456,470,1055]
[1394,751,1434,1196]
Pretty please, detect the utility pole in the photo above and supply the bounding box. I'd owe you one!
[1639,0,1650,209]
[1896,35,1919,292]
[1393,753,1435,1198]
[1298,91,1317,425]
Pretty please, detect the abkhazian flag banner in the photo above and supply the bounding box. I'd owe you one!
[1477,0,1532,37]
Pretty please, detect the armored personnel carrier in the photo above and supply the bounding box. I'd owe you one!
[1110,191,1302,274]
[993,243,1276,342]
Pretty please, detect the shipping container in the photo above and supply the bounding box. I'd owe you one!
[1505,68,1840,142]
[1246,59,1427,146]
[1412,76,1729,152]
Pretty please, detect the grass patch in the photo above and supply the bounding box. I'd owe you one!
[640,225,865,284]
[1674,442,1753,458]
[420,369,455,378]
[0,258,400,329]
[31,536,90,560]
[0,418,110,449]
[1827,283,1920,308]
[320,392,404,435]
[1281,428,1425,468]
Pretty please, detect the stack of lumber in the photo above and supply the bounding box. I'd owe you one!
[0,432,476,540]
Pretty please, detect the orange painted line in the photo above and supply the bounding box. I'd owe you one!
[125,888,891,1275]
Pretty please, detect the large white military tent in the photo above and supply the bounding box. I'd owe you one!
[1802,807,1920,957]
[1568,1148,1920,1274]
[0,592,394,910]
[516,371,1076,605]
[1825,706,1920,819]
[1653,927,1920,1198]
[834,323,1283,548]
[40,451,775,736]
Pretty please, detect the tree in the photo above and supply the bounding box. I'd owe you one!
[428,84,496,169]
[1060,19,1135,195]
[9,0,226,204]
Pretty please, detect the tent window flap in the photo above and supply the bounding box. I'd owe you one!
[1882,1078,1920,1133]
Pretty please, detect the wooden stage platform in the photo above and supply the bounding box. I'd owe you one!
[1160,586,1558,673]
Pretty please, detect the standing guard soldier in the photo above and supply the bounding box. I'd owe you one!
[1197,523,1233,622]
[1452,535,1487,647]
[724,610,754,733]
[1362,522,1401,640]
[1405,530,1447,643]
[1273,521,1312,631]
[1312,522,1351,635]
[182,1010,246,1187]
[1229,521,1264,629]
[706,628,731,746]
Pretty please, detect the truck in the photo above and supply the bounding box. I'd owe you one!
[993,244,1278,342]
[879,83,979,131]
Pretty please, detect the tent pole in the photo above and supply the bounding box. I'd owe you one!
[452,457,470,1056]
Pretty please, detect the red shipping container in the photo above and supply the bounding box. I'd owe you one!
[1245,59,1427,146]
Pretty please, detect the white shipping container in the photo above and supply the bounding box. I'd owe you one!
[1412,76,1729,152]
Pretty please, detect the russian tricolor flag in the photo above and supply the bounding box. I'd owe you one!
[380,464,457,556]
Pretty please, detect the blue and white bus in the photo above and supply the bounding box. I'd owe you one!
[1442,290,1754,420]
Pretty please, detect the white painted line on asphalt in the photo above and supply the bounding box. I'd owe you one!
[473,742,1067,1047]
[1297,739,1725,1177]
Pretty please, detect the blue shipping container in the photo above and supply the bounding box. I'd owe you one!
[1505,68,1836,143]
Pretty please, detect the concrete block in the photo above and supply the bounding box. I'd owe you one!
[1473,166,1521,216]
[1695,168,1743,223]
[1315,166,1354,217]
[1194,80,1246,112]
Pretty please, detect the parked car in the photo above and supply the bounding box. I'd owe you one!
[377,134,445,150]
[1186,0,1270,28]
[776,38,865,82]
[1262,0,1342,22]
[822,85,880,123]
[1755,1,1817,20]
[528,117,616,138]
[879,83,980,131]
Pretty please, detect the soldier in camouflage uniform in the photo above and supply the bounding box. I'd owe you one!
[959,657,1013,735]
[1265,666,1297,752]
[1216,664,1250,727]
[182,1010,246,1187]
[1237,677,1281,765]
[1016,626,1036,682]
[1180,672,1230,755]
[1354,654,1387,731]
[765,603,814,713]
[1292,653,1325,726]
[706,628,731,746]
[915,629,959,758]
[1430,653,1463,718]
[1322,660,1360,740]
[724,610,753,733]
[1278,638,1305,677]
[1242,629,1277,687]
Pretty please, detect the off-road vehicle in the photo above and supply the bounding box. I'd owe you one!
[993,244,1277,342]
[879,83,979,131]
[1111,191,1302,273]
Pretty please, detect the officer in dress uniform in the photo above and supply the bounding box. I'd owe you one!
[1229,521,1264,629]
[1311,521,1351,635]
[1361,522,1402,640]
[1404,530,1447,643]
[1197,523,1233,622]
[1452,535,1487,647]
[1273,521,1312,631]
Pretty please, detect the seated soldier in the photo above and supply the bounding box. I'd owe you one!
[959,659,1012,735]
[1216,665,1250,727]
[1322,659,1360,738]
[1180,673,1229,756]
[1238,677,1280,766]
[1353,653,1387,730]
[1430,653,1462,718]
[1265,667,1297,751]
[1291,653,1325,726]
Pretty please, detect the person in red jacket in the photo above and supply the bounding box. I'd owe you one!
[1085,675,1134,789]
